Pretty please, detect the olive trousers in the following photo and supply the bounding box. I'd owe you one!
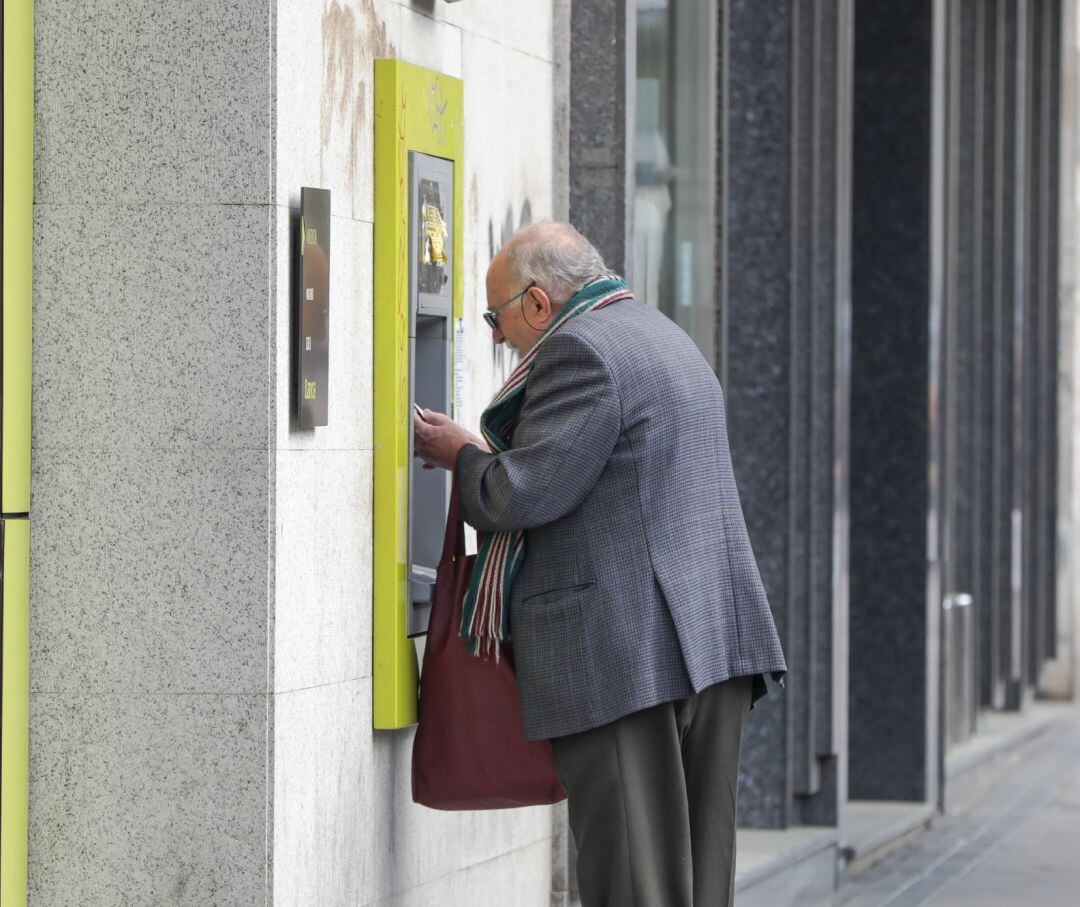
[550,675,754,907]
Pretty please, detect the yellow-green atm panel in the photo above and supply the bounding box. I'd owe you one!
[373,61,463,729]
[3,0,32,515]
[2,1,33,904]
[1,521,29,907]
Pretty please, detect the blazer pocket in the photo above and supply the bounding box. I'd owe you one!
[518,581,595,622]
[512,581,600,726]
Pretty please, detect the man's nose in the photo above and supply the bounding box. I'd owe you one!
[492,326,506,345]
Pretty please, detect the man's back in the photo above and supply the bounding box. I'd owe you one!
[459,296,787,741]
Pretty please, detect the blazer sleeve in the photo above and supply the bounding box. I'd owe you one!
[455,330,622,533]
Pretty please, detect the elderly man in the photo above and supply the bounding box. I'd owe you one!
[413,222,786,907]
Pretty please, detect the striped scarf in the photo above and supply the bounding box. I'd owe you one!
[460,274,633,661]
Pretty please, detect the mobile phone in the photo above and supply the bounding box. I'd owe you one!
[413,402,426,422]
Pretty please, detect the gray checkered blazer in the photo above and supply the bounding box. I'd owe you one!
[456,297,787,742]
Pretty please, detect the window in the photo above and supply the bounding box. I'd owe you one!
[634,0,718,365]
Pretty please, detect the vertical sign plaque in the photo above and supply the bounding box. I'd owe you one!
[297,187,330,427]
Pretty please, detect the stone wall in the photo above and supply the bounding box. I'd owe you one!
[272,1,564,904]
[31,1,275,901]
[30,1,564,903]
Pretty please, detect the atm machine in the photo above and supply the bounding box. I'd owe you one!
[405,153,455,639]
[1,2,34,904]
[372,62,463,729]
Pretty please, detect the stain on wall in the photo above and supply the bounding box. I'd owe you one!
[320,0,395,199]
[487,199,534,262]
[484,198,533,374]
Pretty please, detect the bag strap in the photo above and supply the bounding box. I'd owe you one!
[440,469,466,565]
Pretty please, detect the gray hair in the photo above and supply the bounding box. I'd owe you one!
[503,221,608,306]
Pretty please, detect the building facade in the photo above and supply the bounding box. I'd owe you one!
[16,0,1080,904]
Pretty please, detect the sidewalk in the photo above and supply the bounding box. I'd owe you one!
[833,702,1080,906]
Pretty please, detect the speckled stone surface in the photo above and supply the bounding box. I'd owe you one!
[272,677,552,905]
[28,692,267,906]
[29,444,269,695]
[33,204,271,452]
[724,0,795,830]
[849,0,933,802]
[32,0,564,902]
[569,0,631,273]
[35,0,271,205]
[274,448,371,693]
[32,3,276,900]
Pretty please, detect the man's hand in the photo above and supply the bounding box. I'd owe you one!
[413,409,489,471]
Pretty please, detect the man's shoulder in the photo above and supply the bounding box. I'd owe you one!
[557,298,702,368]
[560,298,677,348]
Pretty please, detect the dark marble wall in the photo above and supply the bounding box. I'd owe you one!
[1039,0,1061,670]
[568,0,632,275]
[568,0,855,832]
[975,0,1002,712]
[995,0,1020,709]
[849,0,933,802]
[949,0,978,612]
[1023,0,1042,684]
[851,0,1063,797]
[790,0,817,808]
[721,0,796,828]
[942,0,980,746]
[721,0,853,828]
[972,0,1061,710]
[1010,0,1033,700]
[1023,0,1060,682]
[566,0,1063,836]
[798,0,852,830]
[936,0,1063,744]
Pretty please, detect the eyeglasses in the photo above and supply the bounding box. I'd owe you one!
[483,281,536,332]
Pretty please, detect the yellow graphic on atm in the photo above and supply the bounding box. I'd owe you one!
[422,202,448,265]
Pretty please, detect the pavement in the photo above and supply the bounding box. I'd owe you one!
[833,702,1080,906]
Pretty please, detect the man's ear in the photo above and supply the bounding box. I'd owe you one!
[527,285,553,320]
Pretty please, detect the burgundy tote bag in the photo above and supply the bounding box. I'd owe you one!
[411,474,566,810]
